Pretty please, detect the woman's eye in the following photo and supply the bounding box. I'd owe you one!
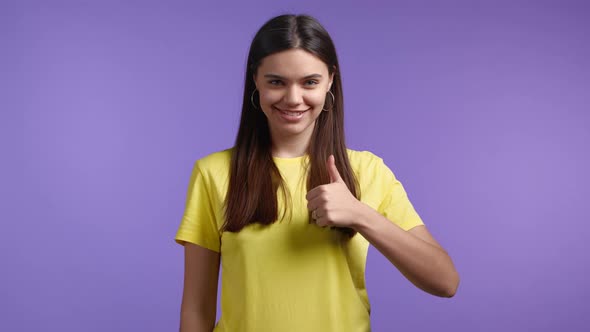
[268,79,318,86]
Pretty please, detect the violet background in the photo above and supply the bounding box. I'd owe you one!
[2,0,589,331]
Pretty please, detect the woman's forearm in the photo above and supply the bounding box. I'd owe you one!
[354,205,459,297]
[179,308,215,332]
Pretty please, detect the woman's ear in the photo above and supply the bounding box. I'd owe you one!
[328,72,335,91]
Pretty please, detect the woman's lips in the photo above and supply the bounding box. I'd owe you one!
[275,107,309,114]
[274,106,309,121]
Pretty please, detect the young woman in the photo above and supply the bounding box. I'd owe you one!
[175,14,459,332]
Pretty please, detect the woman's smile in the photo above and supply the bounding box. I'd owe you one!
[273,106,310,122]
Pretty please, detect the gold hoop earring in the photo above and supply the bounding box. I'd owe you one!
[250,89,259,110]
[322,90,335,111]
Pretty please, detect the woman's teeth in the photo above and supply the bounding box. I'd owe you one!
[282,110,304,116]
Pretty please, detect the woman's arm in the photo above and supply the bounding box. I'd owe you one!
[354,207,460,298]
[306,156,460,297]
[179,243,220,332]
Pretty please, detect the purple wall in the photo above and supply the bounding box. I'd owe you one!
[3,1,589,331]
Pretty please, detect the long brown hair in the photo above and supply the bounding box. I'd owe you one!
[223,14,360,238]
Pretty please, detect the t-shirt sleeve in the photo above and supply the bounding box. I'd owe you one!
[174,160,221,252]
[374,156,424,231]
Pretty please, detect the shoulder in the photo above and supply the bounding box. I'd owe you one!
[196,147,233,167]
[346,148,399,185]
[193,147,233,178]
[346,148,384,171]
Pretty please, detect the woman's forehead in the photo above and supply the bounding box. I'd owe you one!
[257,49,329,77]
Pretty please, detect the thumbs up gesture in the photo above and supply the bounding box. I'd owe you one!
[305,155,364,228]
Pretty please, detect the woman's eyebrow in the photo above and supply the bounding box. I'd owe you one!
[263,73,323,80]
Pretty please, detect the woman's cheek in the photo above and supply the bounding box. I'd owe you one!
[258,91,271,104]
[308,91,327,108]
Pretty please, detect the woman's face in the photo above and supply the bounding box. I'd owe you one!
[254,48,334,141]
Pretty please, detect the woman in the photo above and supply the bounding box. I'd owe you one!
[176,14,459,332]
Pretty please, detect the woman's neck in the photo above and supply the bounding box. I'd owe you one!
[270,133,311,158]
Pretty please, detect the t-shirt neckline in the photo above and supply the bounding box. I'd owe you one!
[272,154,309,164]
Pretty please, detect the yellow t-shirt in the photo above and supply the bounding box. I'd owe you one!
[175,148,424,332]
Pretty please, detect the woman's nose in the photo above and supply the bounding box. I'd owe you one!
[283,86,303,106]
